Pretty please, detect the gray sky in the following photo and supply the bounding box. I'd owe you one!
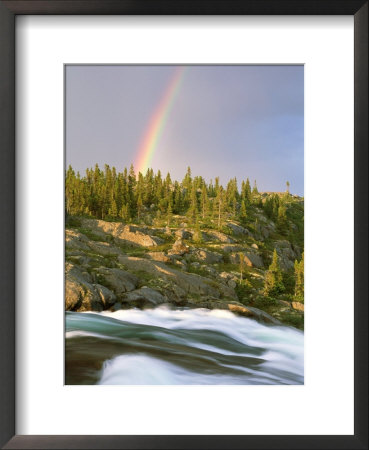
[66,65,304,195]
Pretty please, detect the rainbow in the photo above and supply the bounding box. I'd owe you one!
[134,66,186,175]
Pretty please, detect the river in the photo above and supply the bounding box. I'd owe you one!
[65,307,304,385]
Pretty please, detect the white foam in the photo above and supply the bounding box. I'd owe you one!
[71,307,304,385]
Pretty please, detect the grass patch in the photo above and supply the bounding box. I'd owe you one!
[85,252,118,269]
[116,243,148,257]
[154,232,175,243]
[77,227,105,242]
[216,262,239,273]
[130,269,156,287]
[147,243,172,253]
[186,265,210,278]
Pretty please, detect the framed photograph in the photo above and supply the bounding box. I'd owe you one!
[0,1,367,449]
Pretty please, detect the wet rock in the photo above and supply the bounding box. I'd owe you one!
[123,287,167,307]
[93,283,116,307]
[228,303,281,324]
[65,263,103,312]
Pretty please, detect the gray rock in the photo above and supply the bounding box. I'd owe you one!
[228,303,281,324]
[112,302,123,311]
[175,229,192,240]
[275,240,299,270]
[174,260,187,270]
[227,279,237,289]
[206,230,234,243]
[65,230,90,251]
[226,222,250,236]
[168,238,189,256]
[94,267,138,295]
[123,287,167,306]
[204,266,217,277]
[194,249,223,264]
[229,252,264,268]
[118,256,237,301]
[292,301,304,312]
[219,271,232,280]
[79,218,163,247]
[87,241,121,256]
[65,263,103,312]
[147,251,171,263]
[93,283,116,307]
[244,252,264,268]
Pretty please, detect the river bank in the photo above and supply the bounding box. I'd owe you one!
[65,211,304,329]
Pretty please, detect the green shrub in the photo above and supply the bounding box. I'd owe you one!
[66,216,82,228]
[253,295,278,308]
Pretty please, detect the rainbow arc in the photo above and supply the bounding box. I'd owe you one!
[134,67,186,175]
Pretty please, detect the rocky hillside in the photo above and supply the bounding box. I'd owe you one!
[65,194,304,329]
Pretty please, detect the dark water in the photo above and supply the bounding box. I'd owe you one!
[65,307,304,385]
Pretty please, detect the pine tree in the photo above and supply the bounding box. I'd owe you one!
[277,204,288,234]
[188,186,198,222]
[137,193,143,221]
[193,216,202,243]
[182,167,192,207]
[154,209,161,226]
[109,199,118,218]
[252,180,258,195]
[243,178,252,205]
[119,204,130,222]
[173,181,183,214]
[128,164,137,216]
[215,186,224,230]
[167,202,172,226]
[264,249,284,296]
[294,253,304,301]
[240,200,247,223]
[226,177,238,214]
[65,165,76,215]
[201,185,208,219]
[239,252,245,282]
[283,180,290,202]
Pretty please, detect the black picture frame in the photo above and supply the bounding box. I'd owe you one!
[0,1,367,449]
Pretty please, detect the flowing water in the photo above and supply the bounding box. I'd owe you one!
[65,307,304,385]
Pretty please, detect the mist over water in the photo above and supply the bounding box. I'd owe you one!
[65,307,304,385]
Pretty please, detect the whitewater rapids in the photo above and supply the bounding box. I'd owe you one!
[65,307,304,385]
